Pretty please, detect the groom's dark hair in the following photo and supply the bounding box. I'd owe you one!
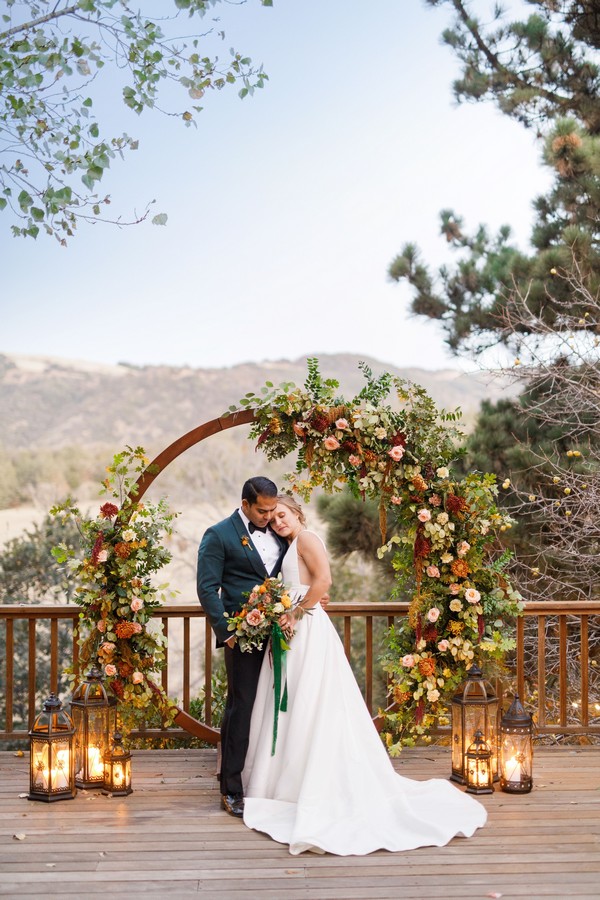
[242,476,278,504]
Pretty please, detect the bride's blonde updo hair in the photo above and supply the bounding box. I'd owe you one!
[277,492,307,526]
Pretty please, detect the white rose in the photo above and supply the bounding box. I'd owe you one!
[436,467,449,479]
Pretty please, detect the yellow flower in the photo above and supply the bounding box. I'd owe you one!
[502,479,511,489]
[281,595,292,609]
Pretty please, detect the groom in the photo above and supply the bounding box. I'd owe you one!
[197,476,288,818]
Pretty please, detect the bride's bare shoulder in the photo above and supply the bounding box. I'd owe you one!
[297,530,326,551]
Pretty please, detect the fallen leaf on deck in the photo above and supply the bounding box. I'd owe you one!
[18,793,28,799]
[485,893,503,899]
[13,833,26,841]
[46,863,56,868]
[14,750,24,757]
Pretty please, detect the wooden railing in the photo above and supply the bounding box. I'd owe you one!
[1,601,598,742]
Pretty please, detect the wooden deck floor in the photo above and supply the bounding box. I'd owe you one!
[0,746,598,899]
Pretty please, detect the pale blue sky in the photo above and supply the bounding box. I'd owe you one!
[2,0,549,373]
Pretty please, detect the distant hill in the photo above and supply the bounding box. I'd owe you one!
[0,353,514,454]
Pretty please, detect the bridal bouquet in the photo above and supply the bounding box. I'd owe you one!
[225,576,293,653]
[225,576,293,754]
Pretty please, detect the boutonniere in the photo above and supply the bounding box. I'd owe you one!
[241,535,252,549]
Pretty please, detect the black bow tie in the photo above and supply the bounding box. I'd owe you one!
[248,523,268,534]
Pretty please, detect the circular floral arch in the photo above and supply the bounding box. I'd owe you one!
[55,361,522,750]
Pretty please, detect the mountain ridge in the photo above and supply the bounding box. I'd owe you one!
[0,352,513,454]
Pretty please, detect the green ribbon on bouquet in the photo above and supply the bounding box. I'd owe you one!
[270,622,291,755]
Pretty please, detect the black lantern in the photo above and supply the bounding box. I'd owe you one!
[451,664,499,784]
[70,666,117,788]
[499,694,533,794]
[103,732,133,796]
[28,693,76,802]
[464,729,494,794]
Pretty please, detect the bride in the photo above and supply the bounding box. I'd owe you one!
[242,494,487,856]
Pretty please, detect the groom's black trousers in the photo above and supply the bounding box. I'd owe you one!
[220,640,268,796]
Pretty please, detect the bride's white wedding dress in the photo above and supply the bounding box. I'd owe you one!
[242,534,487,856]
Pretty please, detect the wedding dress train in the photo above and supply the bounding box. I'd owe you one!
[242,534,487,856]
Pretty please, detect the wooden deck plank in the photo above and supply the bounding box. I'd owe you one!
[0,747,598,900]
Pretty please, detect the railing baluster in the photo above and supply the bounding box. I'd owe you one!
[204,618,213,726]
[365,616,373,710]
[580,615,589,727]
[28,619,36,729]
[343,616,351,660]
[183,616,190,712]
[537,615,546,728]
[50,617,59,692]
[162,617,169,693]
[5,620,13,733]
[516,615,525,699]
[559,615,568,727]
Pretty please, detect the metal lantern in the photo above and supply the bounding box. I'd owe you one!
[464,729,494,794]
[28,693,76,802]
[70,665,117,788]
[499,694,533,794]
[451,664,499,784]
[103,732,132,796]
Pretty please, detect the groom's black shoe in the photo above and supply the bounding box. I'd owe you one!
[221,793,244,818]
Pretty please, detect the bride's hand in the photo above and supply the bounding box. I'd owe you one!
[279,613,295,640]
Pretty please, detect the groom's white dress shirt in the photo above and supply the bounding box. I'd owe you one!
[238,508,281,575]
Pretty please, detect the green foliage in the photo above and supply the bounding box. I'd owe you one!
[0,1,269,242]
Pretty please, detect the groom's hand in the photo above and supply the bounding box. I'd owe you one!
[225,635,236,649]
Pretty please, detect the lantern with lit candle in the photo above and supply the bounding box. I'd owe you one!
[451,664,499,784]
[70,666,117,789]
[499,694,533,794]
[103,732,132,796]
[28,693,76,802]
[464,729,494,794]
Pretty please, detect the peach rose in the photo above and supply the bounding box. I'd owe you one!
[449,583,461,595]
[401,654,415,668]
[426,565,440,579]
[97,619,106,633]
[130,597,144,612]
[465,588,481,604]
[323,436,340,451]
[335,418,350,430]
[96,549,108,563]
[246,609,265,627]
[427,607,440,623]
[105,664,117,677]
[457,540,471,557]
[348,454,361,466]
[292,422,306,438]
[132,671,144,684]
[417,509,431,522]
[437,639,450,652]
[390,495,402,505]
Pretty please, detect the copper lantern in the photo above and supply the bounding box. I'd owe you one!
[103,732,132,796]
[451,664,499,784]
[28,693,76,802]
[464,729,494,794]
[499,694,533,794]
[70,666,117,788]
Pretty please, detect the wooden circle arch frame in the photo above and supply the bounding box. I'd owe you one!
[133,407,388,742]
[132,408,255,744]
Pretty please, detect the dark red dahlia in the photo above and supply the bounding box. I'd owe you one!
[446,493,468,514]
[391,432,406,447]
[310,411,330,433]
[99,502,119,519]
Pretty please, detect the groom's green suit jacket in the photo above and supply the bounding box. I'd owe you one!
[197,511,287,645]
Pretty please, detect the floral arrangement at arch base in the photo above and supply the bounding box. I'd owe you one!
[51,446,179,736]
[229,359,523,753]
